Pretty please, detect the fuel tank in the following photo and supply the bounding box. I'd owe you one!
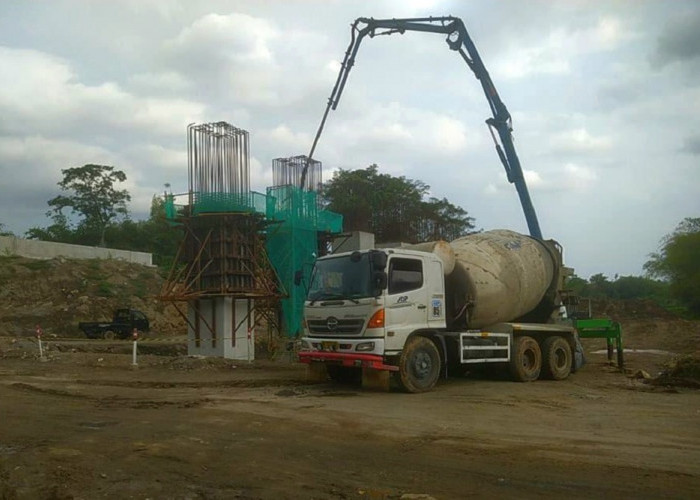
[446,230,558,329]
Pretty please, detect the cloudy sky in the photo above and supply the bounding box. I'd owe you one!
[1,0,698,278]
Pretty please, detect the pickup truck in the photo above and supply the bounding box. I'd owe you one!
[78,309,150,340]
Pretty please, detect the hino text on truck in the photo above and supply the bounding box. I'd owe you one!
[297,17,587,392]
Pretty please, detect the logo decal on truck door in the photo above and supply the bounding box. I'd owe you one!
[397,296,408,304]
[431,299,443,318]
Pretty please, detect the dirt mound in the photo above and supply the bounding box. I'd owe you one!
[651,355,700,388]
[587,298,679,321]
[0,255,186,337]
[576,298,700,358]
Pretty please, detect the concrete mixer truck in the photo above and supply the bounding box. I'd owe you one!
[298,230,584,392]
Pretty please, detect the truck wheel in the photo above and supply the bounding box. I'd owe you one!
[541,336,572,380]
[395,336,440,393]
[327,365,362,385]
[103,330,115,340]
[510,336,541,382]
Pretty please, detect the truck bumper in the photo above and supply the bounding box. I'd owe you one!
[298,351,399,372]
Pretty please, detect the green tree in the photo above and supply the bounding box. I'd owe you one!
[587,273,613,298]
[0,223,14,236]
[104,195,181,268]
[644,217,700,316]
[43,164,131,246]
[611,275,667,301]
[565,274,588,296]
[25,213,73,242]
[323,165,475,243]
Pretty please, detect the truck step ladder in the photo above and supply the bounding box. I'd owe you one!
[460,332,511,364]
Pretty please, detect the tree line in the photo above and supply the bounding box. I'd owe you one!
[3,163,698,318]
[6,164,179,268]
[565,217,700,317]
[322,164,475,243]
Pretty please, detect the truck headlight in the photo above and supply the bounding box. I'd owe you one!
[355,341,375,352]
[300,340,312,351]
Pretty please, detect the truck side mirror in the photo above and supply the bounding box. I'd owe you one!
[294,270,304,286]
[370,250,387,270]
[373,270,388,294]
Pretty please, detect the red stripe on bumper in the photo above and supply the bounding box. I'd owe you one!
[298,351,399,372]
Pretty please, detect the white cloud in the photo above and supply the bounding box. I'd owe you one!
[126,144,187,172]
[550,128,612,154]
[483,163,596,195]
[524,169,544,188]
[167,13,277,64]
[0,46,206,138]
[317,101,485,171]
[494,17,632,79]
[563,162,598,191]
[162,13,290,105]
[250,156,272,192]
[267,125,313,150]
[127,71,191,93]
[429,117,469,152]
[0,136,117,181]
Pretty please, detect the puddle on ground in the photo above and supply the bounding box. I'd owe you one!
[592,349,675,355]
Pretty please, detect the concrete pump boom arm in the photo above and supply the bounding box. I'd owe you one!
[302,16,543,240]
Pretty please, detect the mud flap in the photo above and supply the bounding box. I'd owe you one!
[306,362,329,382]
[362,368,391,392]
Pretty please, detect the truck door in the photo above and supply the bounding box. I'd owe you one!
[385,257,429,340]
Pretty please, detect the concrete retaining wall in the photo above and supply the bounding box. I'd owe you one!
[0,235,153,266]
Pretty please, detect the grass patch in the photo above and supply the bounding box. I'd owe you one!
[84,259,106,281]
[133,281,148,299]
[19,260,52,271]
[96,281,114,297]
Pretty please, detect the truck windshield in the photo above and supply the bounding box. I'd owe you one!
[308,254,373,301]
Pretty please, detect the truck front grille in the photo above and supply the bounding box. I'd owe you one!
[307,318,365,336]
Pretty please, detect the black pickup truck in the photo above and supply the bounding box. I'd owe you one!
[79,309,150,340]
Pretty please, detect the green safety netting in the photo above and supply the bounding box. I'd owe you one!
[164,194,178,220]
[265,185,343,337]
[318,209,343,233]
[193,191,268,215]
[163,191,268,219]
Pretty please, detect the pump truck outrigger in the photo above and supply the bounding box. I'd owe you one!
[296,17,585,392]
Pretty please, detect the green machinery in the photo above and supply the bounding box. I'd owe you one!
[574,317,624,369]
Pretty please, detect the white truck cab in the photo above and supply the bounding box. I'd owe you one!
[300,248,444,358]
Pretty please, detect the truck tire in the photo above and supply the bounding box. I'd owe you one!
[327,365,362,385]
[103,330,115,340]
[510,336,541,382]
[395,336,441,393]
[541,336,572,380]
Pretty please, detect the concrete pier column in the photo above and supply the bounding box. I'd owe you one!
[187,297,255,360]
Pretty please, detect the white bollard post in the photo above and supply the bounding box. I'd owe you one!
[36,325,46,361]
[247,327,252,364]
[132,328,139,367]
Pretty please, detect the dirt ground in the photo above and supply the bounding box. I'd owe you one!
[1,332,699,500]
[2,257,700,498]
